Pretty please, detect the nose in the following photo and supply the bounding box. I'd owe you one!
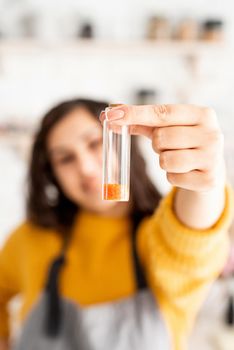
[76,151,99,178]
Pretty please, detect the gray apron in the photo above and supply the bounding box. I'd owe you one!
[14,215,171,350]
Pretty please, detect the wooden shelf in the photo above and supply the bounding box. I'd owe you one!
[0,39,229,57]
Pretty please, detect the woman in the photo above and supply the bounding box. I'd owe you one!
[0,99,233,350]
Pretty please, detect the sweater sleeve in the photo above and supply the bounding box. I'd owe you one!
[137,186,233,350]
[0,227,22,339]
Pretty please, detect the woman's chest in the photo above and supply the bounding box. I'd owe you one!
[22,231,137,307]
[60,233,136,304]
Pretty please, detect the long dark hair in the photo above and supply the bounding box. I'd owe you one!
[27,98,161,234]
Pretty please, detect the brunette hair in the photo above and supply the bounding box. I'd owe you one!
[27,98,161,234]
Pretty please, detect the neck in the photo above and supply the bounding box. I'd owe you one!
[102,202,131,218]
[82,201,131,219]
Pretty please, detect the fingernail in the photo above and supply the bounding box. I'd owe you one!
[106,109,125,120]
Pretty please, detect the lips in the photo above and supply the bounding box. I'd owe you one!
[81,180,101,193]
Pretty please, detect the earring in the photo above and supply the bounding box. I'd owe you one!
[45,184,59,206]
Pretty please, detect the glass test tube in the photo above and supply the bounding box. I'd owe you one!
[102,105,131,201]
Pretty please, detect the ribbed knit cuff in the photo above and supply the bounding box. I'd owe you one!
[155,185,233,260]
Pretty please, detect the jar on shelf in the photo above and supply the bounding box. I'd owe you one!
[201,19,224,42]
[135,89,159,105]
[175,18,199,41]
[79,22,94,39]
[146,16,171,40]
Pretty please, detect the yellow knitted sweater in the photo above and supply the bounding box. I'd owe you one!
[0,187,233,349]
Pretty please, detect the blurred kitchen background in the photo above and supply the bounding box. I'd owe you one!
[0,1,234,348]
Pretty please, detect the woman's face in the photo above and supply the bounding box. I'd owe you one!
[47,107,122,214]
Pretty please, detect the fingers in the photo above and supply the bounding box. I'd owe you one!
[100,104,224,193]
[129,125,153,138]
[100,104,218,128]
[159,150,202,173]
[102,121,153,138]
[159,148,221,173]
[100,111,153,138]
[151,126,222,153]
[166,170,220,192]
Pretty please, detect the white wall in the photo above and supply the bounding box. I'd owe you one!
[0,146,26,244]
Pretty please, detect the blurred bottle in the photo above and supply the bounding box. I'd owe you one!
[135,89,159,105]
[146,16,171,40]
[20,12,37,38]
[79,22,94,39]
[201,19,224,42]
[175,18,199,41]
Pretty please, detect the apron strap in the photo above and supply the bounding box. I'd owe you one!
[131,213,148,290]
[44,214,147,337]
[44,233,69,336]
[45,253,65,336]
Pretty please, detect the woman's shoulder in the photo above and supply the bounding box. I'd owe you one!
[1,221,59,252]
[10,220,56,236]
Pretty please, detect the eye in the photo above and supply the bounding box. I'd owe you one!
[89,138,102,150]
[57,154,75,165]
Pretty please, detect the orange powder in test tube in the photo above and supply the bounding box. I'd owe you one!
[103,183,122,200]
